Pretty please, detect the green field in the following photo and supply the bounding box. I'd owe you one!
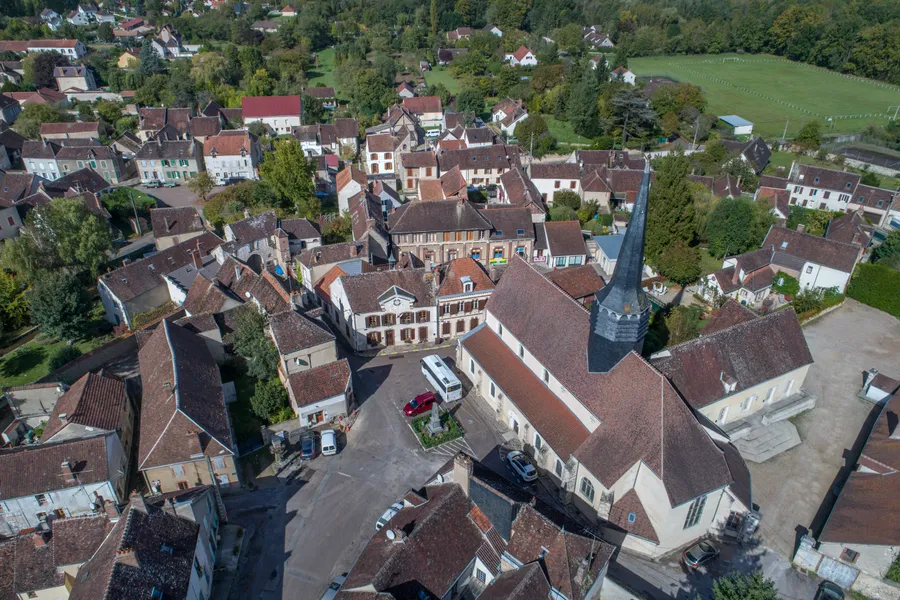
[629,54,900,138]
[424,66,460,95]
[544,115,592,144]
[308,47,336,88]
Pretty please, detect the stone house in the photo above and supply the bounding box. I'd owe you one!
[135,138,204,184]
[365,133,399,177]
[437,146,522,187]
[337,165,368,214]
[202,129,262,185]
[298,240,371,294]
[151,206,206,251]
[536,220,588,267]
[491,98,528,136]
[53,65,96,91]
[399,150,437,193]
[241,95,302,135]
[268,309,337,378]
[23,139,127,184]
[389,198,493,268]
[39,121,100,141]
[285,359,353,426]
[436,258,494,340]
[497,167,546,222]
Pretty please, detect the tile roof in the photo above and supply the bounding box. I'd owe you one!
[544,221,585,256]
[187,116,222,139]
[314,265,346,304]
[437,258,494,297]
[850,184,896,210]
[479,206,534,241]
[68,502,199,600]
[334,118,359,139]
[0,171,41,206]
[40,372,126,442]
[150,207,204,239]
[511,46,533,62]
[477,562,550,600]
[336,165,366,191]
[499,167,544,214]
[304,86,335,99]
[182,272,234,315]
[402,96,442,114]
[759,174,788,188]
[52,515,115,567]
[762,226,860,273]
[139,107,192,135]
[366,133,399,152]
[269,309,334,355]
[135,139,198,161]
[203,129,256,156]
[530,162,580,180]
[390,199,491,234]
[757,186,790,218]
[338,270,435,314]
[39,121,100,136]
[789,163,860,193]
[241,95,302,118]
[437,145,522,172]
[100,232,221,302]
[137,320,234,470]
[608,489,659,543]
[0,434,111,500]
[279,218,320,241]
[652,308,812,409]
[298,240,368,268]
[701,300,757,335]
[227,210,277,245]
[545,264,605,300]
[286,359,351,408]
[820,390,900,546]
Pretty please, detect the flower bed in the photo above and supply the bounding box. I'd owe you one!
[409,411,463,449]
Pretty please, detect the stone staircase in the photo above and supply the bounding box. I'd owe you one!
[734,421,802,463]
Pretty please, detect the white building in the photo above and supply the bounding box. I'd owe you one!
[25,39,88,59]
[491,98,528,136]
[285,359,353,425]
[786,162,861,212]
[610,66,636,85]
[202,130,261,185]
[505,45,538,67]
[719,115,754,136]
[529,162,582,203]
[365,133,398,177]
[241,95,302,135]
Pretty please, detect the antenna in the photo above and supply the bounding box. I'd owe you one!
[385,529,396,540]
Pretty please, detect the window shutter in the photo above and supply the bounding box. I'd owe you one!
[464,301,473,312]
[450,304,459,314]
[442,322,451,334]
[477,299,487,310]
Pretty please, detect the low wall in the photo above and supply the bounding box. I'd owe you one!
[37,336,138,385]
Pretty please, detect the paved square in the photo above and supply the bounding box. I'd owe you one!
[747,300,900,559]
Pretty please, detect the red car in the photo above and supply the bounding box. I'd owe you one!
[404,392,437,416]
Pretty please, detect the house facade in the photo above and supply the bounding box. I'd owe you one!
[285,359,353,425]
[241,95,302,135]
[136,138,204,184]
[491,98,528,136]
[202,130,261,185]
[25,39,87,59]
[505,46,537,67]
[54,65,96,91]
[437,146,521,187]
[389,198,493,268]
[365,133,399,177]
[22,139,127,184]
[268,309,337,378]
[436,258,494,340]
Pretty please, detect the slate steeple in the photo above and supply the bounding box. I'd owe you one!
[587,160,652,373]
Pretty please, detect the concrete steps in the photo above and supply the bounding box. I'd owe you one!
[735,421,801,463]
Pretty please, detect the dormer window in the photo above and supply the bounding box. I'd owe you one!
[780,241,788,249]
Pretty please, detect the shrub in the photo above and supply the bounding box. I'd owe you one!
[847,263,900,318]
[771,273,800,297]
[410,411,463,449]
[48,345,82,371]
[553,190,582,211]
[657,242,701,285]
[548,205,578,222]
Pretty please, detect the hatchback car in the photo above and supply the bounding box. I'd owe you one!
[144,180,161,188]
[506,450,538,482]
[375,502,405,531]
[300,431,319,460]
[682,541,718,570]
[162,181,178,188]
[814,581,845,600]
[403,392,437,417]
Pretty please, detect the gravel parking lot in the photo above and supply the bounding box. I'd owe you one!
[747,300,900,559]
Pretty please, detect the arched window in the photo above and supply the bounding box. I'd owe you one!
[580,477,595,503]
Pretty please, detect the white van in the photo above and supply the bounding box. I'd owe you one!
[321,429,337,455]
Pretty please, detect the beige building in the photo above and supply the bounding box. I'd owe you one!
[436,258,494,340]
[268,310,337,378]
[436,146,522,187]
[150,206,206,251]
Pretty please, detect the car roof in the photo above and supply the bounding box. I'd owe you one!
[322,430,336,440]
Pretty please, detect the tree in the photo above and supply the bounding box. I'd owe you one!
[48,345,82,371]
[553,190,581,211]
[549,205,578,221]
[456,87,484,114]
[96,21,114,42]
[795,120,823,151]
[260,138,319,217]
[301,93,324,125]
[191,52,226,91]
[705,197,774,257]
[0,271,28,334]
[13,103,68,139]
[657,241,701,285]
[645,150,695,262]
[873,230,900,266]
[250,378,289,421]
[610,88,657,146]
[95,100,122,124]
[568,75,602,138]
[233,307,278,381]
[711,572,778,600]
[665,305,704,345]
[188,172,215,202]
[31,51,70,89]
[860,169,881,187]
[514,114,549,145]
[27,271,92,340]
[139,38,163,76]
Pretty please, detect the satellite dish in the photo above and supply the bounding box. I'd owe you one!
[435,473,444,483]
[385,530,396,540]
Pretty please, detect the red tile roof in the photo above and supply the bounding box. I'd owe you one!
[40,372,126,442]
[402,96,442,114]
[203,129,255,156]
[438,258,494,297]
[544,221,585,256]
[608,489,660,543]
[336,165,366,191]
[512,46,533,62]
[545,264,605,300]
[0,435,111,500]
[241,95,302,118]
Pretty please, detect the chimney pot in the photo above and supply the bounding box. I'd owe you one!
[192,249,202,270]
[33,531,48,547]
[452,453,473,498]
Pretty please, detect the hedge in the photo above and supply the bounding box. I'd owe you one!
[847,263,900,318]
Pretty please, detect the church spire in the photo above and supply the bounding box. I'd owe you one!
[587,160,652,373]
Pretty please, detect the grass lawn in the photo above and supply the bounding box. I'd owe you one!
[543,115,592,144]
[308,47,336,89]
[698,247,722,275]
[221,361,265,448]
[0,333,112,388]
[629,53,900,138]
[423,67,460,95]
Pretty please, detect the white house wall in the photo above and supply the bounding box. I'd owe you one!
[798,262,851,293]
[818,541,899,579]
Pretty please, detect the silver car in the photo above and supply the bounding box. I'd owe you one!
[375,502,405,531]
[506,450,538,482]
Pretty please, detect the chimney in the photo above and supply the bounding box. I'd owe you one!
[453,453,473,497]
[350,244,358,257]
[191,249,202,270]
[390,528,407,544]
[33,531,49,548]
[61,461,77,484]
[129,490,148,513]
[243,208,251,219]
[796,224,806,233]
[162,497,178,516]
[234,265,242,281]
[186,430,203,456]
[164,216,170,233]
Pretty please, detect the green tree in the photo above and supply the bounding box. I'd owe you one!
[27,271,92,340]
[860,169,881,187]
[712,572,778,600]
[552,190,581,211]
[259,138,319,217]
[96,21,114,42]
[657,241,701,285]
[873,230,900,266]
[48,345,82,371]
[549,205,578,221]
[772,273,801,297]
[139,38,163,75]
[188,172,215,202]
[610,88,657,145]
[705,196,774,257]
[568,74,602,138]
[233,307,278,381]
[665,305,704,345]
[13,103,68,140]
[95,100,122,124]
[250,378,289,421]
[646,149,695,262]
[0,271,28,333]
[456,87,484,114]
[31,51,70,89]
[795,120,823,151]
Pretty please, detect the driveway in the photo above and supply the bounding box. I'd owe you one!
[747,299,900,559]
[218,347,507,600]
[134,184,225,209]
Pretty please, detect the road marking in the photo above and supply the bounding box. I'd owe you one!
[336,471,353,478]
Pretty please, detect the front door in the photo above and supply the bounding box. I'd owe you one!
[385,329,395,346]
[418,326,428,342]
[509,414,519,433]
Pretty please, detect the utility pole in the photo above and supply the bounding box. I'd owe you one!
[691,118,699,151]
[781,119,789,145]
[128,188,142,235]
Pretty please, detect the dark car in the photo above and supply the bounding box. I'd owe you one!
[682,541,718,570]
[403,392,437,417]
[300,431,319,460]
[144,180,162,188]
[814,581,845,600]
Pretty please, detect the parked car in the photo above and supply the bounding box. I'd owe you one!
[162,181,178,188]
[682,541,718,570]
[403,392,437,417]
[300,431,319,460]
[375,502,405,531]
[144,180,161,188]
[814,581,845,600]
[321,430,337,456]
[506,450,538,482]
[320,573,347,600]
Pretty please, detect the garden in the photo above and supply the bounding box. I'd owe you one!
[409,409,463,450]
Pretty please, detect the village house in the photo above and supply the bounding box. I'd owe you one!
[458,166,755,557]
[0,434,128,534]
[652,301,814,434]
[584,25,615,48]
[150,25,196,59]
[491,98,528,136]
[53,65,96,92]
[24,39,88,59]
[447,26,472,41]
[399,151,437,194]
[99,232,221,327]
[280,5,297,16]
[337,164,368,213]
[610,66,636,85]
[22,139,127,184]
[269,309,337,379]
[304,86,337,110]
[505,46,538,67]
[151,206,206,251]
[349,190,392,267]
[0,93,21,124]
[137,106,194,141]
[402,96,443,129]
[497,166,546,221]
[365,133,399,177]
[786,163,861,212]
[436,258,494,340]
[7,87,67,108]
[484,24,503,36]
[546,264,607,305]
[535,220,588,267]
[285,359,353,426]
[189,115,223,144]
[40,7,63,29]
[417,165,468,201]
[592,233,625,274]
[137,319,239,494]
[135,137,204,184]
[825,210,873,247]
[847,184,898,227]
[327,269,436,350]
[339,452,616,600]
[479,206,536,265]
[389,198,493,267]
[530,162,582,201]
[252,20,280,33]
[298,239,372,294]
[116,49,140,69]
[241,95,302,135]
[39,121,100,141]
[437,145,522,187]
[590,54,608,70]
[720,137,772,174]
[202,129,262,185]
[396,81,416,99]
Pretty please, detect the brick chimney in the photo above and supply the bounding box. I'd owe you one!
[796,224,806,233]
[61,461,77,484]
[452,453,473,497]
[116,547,139,568]
[33,530,48,547]
[129,490,148,513]
[191,249,202,270]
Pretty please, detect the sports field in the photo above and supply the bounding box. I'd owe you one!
[628,54,900,138]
